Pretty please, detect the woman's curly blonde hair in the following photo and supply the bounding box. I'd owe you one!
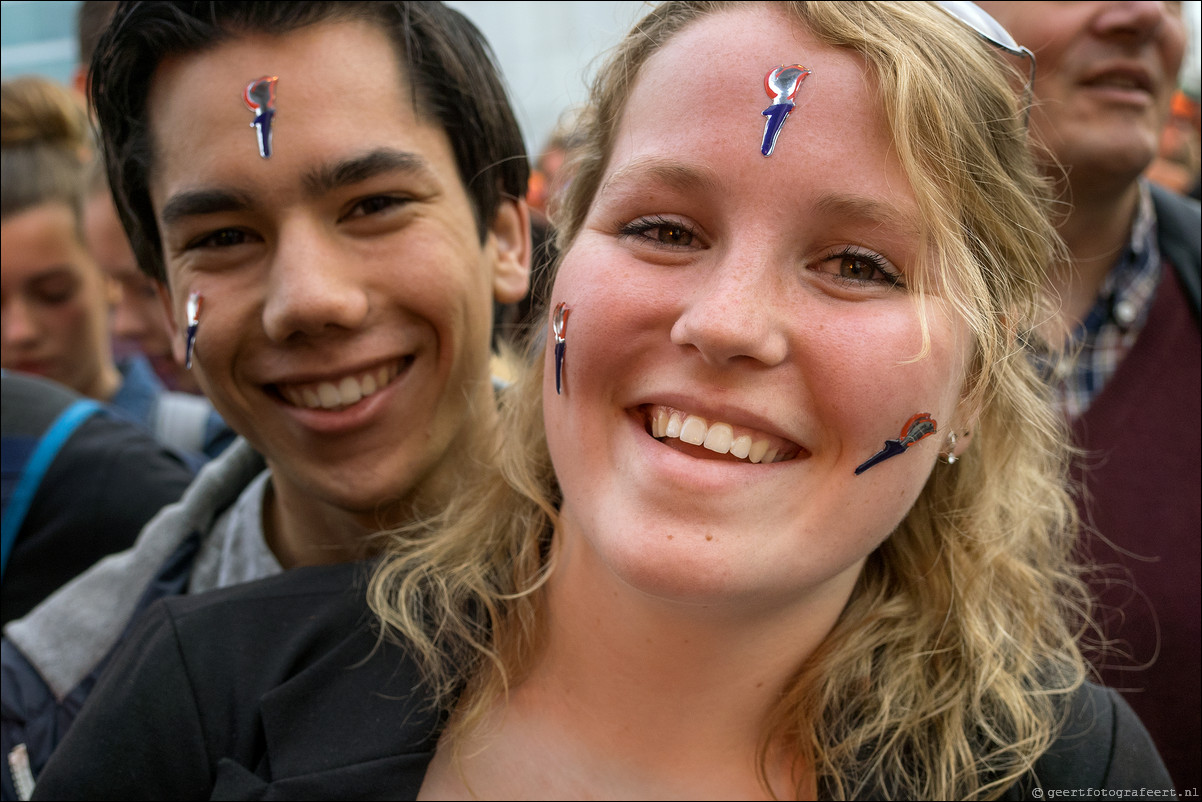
[370,3,1088,798]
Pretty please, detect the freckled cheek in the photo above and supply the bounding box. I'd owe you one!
[552,265,664,379]
[809,321,965,444]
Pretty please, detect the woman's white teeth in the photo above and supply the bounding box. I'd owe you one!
[651,408,787,464]
[283,365,394,410]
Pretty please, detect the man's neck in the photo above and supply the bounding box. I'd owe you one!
[1049,173,1142,332]
[260,478,378,569]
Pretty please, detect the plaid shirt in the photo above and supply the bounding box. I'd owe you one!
[1050,182,1163,420]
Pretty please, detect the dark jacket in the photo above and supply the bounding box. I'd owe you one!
[2,439,266,801]
[1,373,193,626]
[31,563,1173,801]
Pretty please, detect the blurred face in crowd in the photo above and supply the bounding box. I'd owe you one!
[2,202,120,400]
[83,188,192,390]
[979,1,1187,181]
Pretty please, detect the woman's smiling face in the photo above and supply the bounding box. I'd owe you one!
[542,6,974,613]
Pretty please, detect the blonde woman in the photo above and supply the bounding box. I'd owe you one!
[31,2,1171,799]
[393,2,1171,798]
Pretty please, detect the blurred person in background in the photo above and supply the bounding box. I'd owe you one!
[1145,87,1201,197]
[84,164,203,394]
[980,1,1200,790]
[2,370,193,627]
[1,75,233,466]
[75,1,203,394]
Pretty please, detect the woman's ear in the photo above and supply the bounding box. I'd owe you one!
[489,198,532,305]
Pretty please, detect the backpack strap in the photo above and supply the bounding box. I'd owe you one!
[1,400,102,579]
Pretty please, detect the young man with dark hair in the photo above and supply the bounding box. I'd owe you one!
[2,3,530,797]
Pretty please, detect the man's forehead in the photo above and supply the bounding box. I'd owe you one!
[144,22,416,163]
[142,21,454,208]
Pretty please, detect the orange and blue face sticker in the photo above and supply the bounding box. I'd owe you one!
[553,303,570,395]
[244,75,278,159]
[760,65,811,157]
[854,412,938,475]
[184,291,202,370]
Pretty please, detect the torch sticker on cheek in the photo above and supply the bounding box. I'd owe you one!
[553,302,570,396]
[854,412,938,475]
[184,291,202,370]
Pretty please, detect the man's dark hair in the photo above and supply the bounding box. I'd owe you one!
[89,1,529,284]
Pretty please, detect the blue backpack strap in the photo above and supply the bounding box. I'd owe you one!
[1,399,102,580]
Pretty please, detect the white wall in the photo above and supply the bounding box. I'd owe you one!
[446,1,647,156]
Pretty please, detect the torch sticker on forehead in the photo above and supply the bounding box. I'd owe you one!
[761,64,811,157]
[244,75,278,159]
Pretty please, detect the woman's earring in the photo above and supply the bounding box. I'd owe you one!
[184,291,203,370]
[553,302,570,395]
[939,431,959,465]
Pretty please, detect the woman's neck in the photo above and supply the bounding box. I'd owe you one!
[425,523,847,800]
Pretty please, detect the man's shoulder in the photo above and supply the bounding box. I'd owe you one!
[1148,182,1200,324]
[166,561,371,619]
[157,562,379,656]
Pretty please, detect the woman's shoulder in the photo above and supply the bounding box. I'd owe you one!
[1006,682,1175,800]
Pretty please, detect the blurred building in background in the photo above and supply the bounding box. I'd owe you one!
[1,0,648,157]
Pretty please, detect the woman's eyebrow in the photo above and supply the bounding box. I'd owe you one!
[813,192,922,240]
[599,155,723,198]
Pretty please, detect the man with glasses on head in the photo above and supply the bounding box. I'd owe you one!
[978,1,1200,792]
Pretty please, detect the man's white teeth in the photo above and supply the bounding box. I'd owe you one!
[650,408,788,464]
[282,365,395,410]
[703,422,733,453]
[680,415,707,446]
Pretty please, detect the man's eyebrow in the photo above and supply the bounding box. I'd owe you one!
[159,189,254,227]
[303,148,435,195]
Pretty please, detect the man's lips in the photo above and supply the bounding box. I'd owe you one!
[1079,64,1155,96]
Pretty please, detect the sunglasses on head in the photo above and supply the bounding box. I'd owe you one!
[935,0,1036,125]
